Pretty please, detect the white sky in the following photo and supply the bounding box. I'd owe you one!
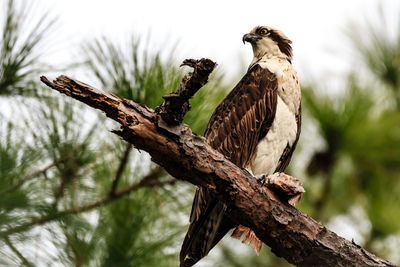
[34,0,400,89]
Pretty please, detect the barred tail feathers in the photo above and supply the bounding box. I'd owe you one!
[180,201,227,267]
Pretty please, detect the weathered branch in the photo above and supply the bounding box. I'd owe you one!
[155,58,217,125]
[38,60,395,267]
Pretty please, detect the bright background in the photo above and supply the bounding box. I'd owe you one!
[1,0,400,266]
[42,0,399,82]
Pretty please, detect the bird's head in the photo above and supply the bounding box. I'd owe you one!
[243,26,293,62]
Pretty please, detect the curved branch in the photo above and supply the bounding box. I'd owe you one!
[0,161,57,195]
[110,143,133,195]
[4,237,33,267]
[38,62,395,267]
[0,166,173,237]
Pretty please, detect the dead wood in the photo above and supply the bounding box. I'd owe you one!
[40,59,395,267]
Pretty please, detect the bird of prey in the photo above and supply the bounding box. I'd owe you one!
[180,26,302,267]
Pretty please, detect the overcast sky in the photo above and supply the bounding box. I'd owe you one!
[30,0,398,88]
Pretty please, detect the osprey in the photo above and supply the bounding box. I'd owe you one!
[180,26,302,267]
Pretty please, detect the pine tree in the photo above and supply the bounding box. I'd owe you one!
[0,1,228,266]
[1,0,399,266]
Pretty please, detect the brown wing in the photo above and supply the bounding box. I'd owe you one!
[204,65,278,167]
[180,65,278,267]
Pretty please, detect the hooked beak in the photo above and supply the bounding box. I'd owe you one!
[242,33,262,44]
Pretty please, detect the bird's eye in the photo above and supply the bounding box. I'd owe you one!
[259,28,268,35]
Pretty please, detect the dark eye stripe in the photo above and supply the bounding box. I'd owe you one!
[268,29,293,58]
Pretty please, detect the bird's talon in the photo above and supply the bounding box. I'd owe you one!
[257,172,305,206]
[257,174,267,185]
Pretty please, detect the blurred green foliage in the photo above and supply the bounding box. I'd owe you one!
[0,0,54,96]
[0,0,399,266]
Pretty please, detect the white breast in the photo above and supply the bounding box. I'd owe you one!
[259,57,301,114]
[249,96,297,176]
[248,58,300,176]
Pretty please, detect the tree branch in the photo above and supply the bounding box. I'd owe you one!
[4,237,33,267]
[0,166,174,237]
[38,59,395,267]
[155,58,217,125]
[110,143,133,195]
[0,161,58,195]
[1,144,87,195]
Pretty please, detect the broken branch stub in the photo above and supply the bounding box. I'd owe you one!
[155,58,217,125]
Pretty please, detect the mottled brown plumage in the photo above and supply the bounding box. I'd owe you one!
[205,65,278,167]
[180,25,301,267]
[180,65,281,267]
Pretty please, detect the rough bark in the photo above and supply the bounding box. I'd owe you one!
[40,59,395,267]
[155,58,217,125]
